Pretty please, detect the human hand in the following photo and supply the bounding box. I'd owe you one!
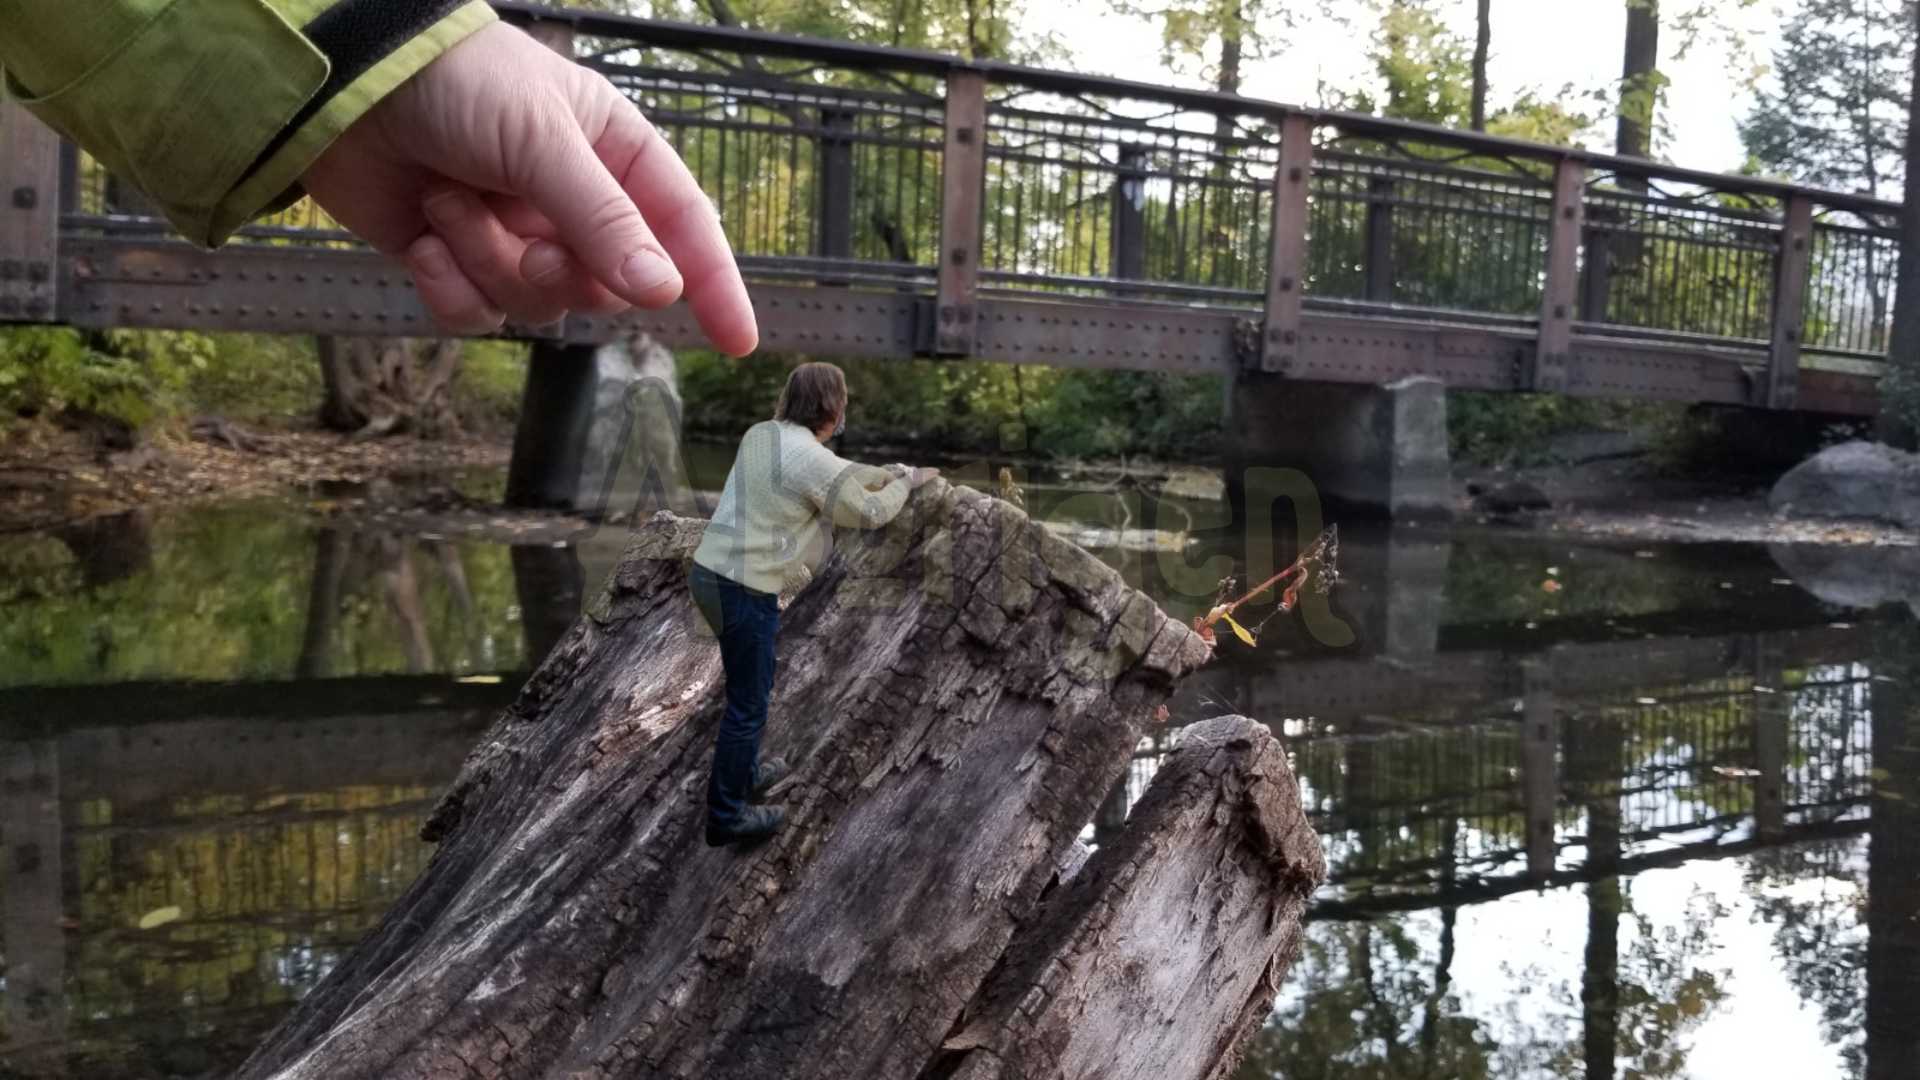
[299,22,758,355]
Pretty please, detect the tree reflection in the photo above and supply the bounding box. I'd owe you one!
[1866,617,1919,1080]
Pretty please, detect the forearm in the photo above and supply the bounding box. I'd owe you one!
[823,462,910,529]
[0,0,495,246]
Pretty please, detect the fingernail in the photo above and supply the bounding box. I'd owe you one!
[424,190,476,226]
[412,239,454,279]
[523,241,570,285]
[621,250,679,294]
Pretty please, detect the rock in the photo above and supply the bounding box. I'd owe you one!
[1467,479,1553,516]
[1770,440,1920,530]
[1768,542,1920,620]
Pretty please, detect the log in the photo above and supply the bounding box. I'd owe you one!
[234,481,1323,1080]
[931,715,1325,1080]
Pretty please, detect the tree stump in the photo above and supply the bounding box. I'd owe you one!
[235,482,1323,1080]
[316,336,464,439]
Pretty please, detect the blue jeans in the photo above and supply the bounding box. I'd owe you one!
[689,563,780,832]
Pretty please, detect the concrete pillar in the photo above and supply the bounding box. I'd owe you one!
[505,334,695,518]
[1323,525,1451,659]
[2,740,67,1074]
[1225,374,1452,519]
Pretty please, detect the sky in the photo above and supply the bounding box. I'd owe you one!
[1029,0,1787,179]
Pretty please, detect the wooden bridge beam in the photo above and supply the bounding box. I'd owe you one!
[1257,112,1314,374]
[0,98,62,323]
[1521,657,1560,882]
[1533,156,1584,393]
[1767,195,1813,410]
[936,68,987,356]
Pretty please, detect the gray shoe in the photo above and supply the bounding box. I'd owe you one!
[751,756,792,802]
[706,805,785,848]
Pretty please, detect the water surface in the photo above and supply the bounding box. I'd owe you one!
[0,467,1914,1079]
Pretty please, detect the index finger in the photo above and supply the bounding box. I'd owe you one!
[594,95,759,357]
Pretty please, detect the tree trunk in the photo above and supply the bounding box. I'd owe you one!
[317,336,464,439]
[930,716,1323,1080]
[296,528,351,680]
[1615,0,1660,161]
[1880,1,1920,447]
[1867,620,1920,1080]
[1470,0,1491,132]
[1214,1,1245,150]
[233,483,1324,1080]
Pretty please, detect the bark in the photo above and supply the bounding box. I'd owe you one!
[1213,1,1244,151]
[1470,0,1491,132]
[233,482,1322,1080]
[317,336,464,439]
[1867,622,1920,1080]
[1879,1,1920,447]
[928,716,1323,1080]
[1615,0,1660,162]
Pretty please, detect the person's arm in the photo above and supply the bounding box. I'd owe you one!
[813,454,912,530]
[0,1,496,247]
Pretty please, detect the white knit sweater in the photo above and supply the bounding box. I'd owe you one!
[692,419,909,596]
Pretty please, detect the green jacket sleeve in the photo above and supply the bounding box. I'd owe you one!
[0,0,497,247]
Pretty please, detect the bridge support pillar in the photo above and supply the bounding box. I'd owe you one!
[505,334,695,517]
[2,740,68,1070]
[1225,373,1452,519]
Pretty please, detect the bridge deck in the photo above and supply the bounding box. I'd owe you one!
[0,2,1898,415]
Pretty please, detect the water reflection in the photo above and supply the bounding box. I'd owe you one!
[0,489,1914,1078]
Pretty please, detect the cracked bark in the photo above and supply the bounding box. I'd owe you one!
[234,481,1323,1080]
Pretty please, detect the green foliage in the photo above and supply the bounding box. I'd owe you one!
[1882,357,1920,441]
[455,340,532,434]
[1449,393,1700,468]
[1351,0,1476,126]
[0,506,528,687]
[1741,0,1911,196]
[677,350,1222,460]
[186,334,322,424]
[0,327,214,431]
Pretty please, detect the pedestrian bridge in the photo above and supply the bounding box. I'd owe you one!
[0,1,1895,420]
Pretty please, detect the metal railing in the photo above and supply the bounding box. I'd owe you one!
[7,1,1903,412]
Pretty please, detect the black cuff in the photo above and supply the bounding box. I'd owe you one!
[246,0,471,176]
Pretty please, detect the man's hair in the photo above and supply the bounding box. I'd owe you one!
[774,362,848,432]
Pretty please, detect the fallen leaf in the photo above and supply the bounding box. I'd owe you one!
[138,906,182,931]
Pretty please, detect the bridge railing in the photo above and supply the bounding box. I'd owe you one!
[7,1,1899,409]
[1118,658,1879,908]
[508,3,1898,389]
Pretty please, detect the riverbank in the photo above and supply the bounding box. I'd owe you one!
[0,419,508,535]
[4,416,1915,550]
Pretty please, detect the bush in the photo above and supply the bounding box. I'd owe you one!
[1447,391,1684,467]
[187,333,322,424]
[0,327,214,432]
[677,350,1223,461]
[455,340,531,435]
